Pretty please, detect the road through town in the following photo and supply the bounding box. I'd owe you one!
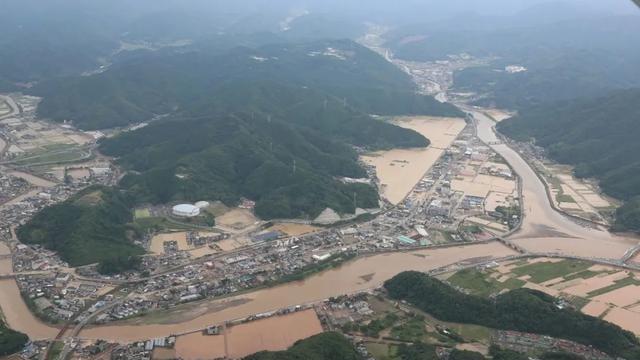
[3,104,639,343]
[76,107,640,341]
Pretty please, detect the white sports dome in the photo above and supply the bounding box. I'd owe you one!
[172,204,200,217]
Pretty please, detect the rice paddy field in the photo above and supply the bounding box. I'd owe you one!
[441,258,640,335]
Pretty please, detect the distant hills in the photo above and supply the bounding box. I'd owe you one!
[384,10,640,232]
[385,15,640,109]
[497,89,640,231]
[32,40,461,130]
[37,40,462,220]
[16,35,467,268]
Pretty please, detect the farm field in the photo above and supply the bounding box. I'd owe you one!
[443,258,640,335]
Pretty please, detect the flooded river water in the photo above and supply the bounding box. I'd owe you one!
[362,117,466,204]
[79,242,515,341]
[1,108,637,343]
[472,110,638,258]
[0,242,59,340]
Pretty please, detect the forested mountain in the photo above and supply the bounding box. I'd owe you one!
[385,14,640,109]
[384,271,640,359]
[33,39,460,130]
[30,39,462,220]
[497,89,640,231]
[97,81,426,220]
[244,332,361,360]
[17,186,144,272]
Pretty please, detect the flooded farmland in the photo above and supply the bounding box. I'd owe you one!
[171,309,323,359]
[362,116,466,205]
[472,110,639,259]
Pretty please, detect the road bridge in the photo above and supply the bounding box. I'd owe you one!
[0,271,49,279]
[622,244,640,263]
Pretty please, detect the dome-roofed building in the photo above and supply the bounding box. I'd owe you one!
[172,204,200,217]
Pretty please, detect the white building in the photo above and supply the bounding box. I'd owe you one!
[172,204,200,217]
[194,201,210,209]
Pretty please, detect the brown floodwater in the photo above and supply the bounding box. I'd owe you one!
[79,242,516,341]
[7,171,55,188]
[472,110,639,258]
[3,108,637,343]
[361,117,466,205]
[173,309,323,359]
[0,279,59,340]
[0,242,13,273]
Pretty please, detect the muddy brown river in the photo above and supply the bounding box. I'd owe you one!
[472,110,638,258]
[0,243,59,340]
[79,242,516,341]
[1,107,638,343]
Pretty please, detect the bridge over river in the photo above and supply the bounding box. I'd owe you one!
[0,105,638,343]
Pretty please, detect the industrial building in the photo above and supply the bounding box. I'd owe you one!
[172,204,200,217]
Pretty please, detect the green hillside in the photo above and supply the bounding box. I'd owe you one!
[384,271,640,359]
[497,89,640,231]
[100,107,381,220]
[86,39,460,220]
[244,332,361,360]
[32,39,461,130]
[17,186,144,272]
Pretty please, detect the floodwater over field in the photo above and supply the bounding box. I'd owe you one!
[362,117,466,205]
[149,232,189,255]
[267,223,319,237]
[8,170,56,188]
[171,309,323,359]
[3,107,638,344]
[79,242,515,341]
[472,110,639,259]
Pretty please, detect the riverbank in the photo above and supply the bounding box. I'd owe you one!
[78,242,517,341]
[470,109,639,260]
